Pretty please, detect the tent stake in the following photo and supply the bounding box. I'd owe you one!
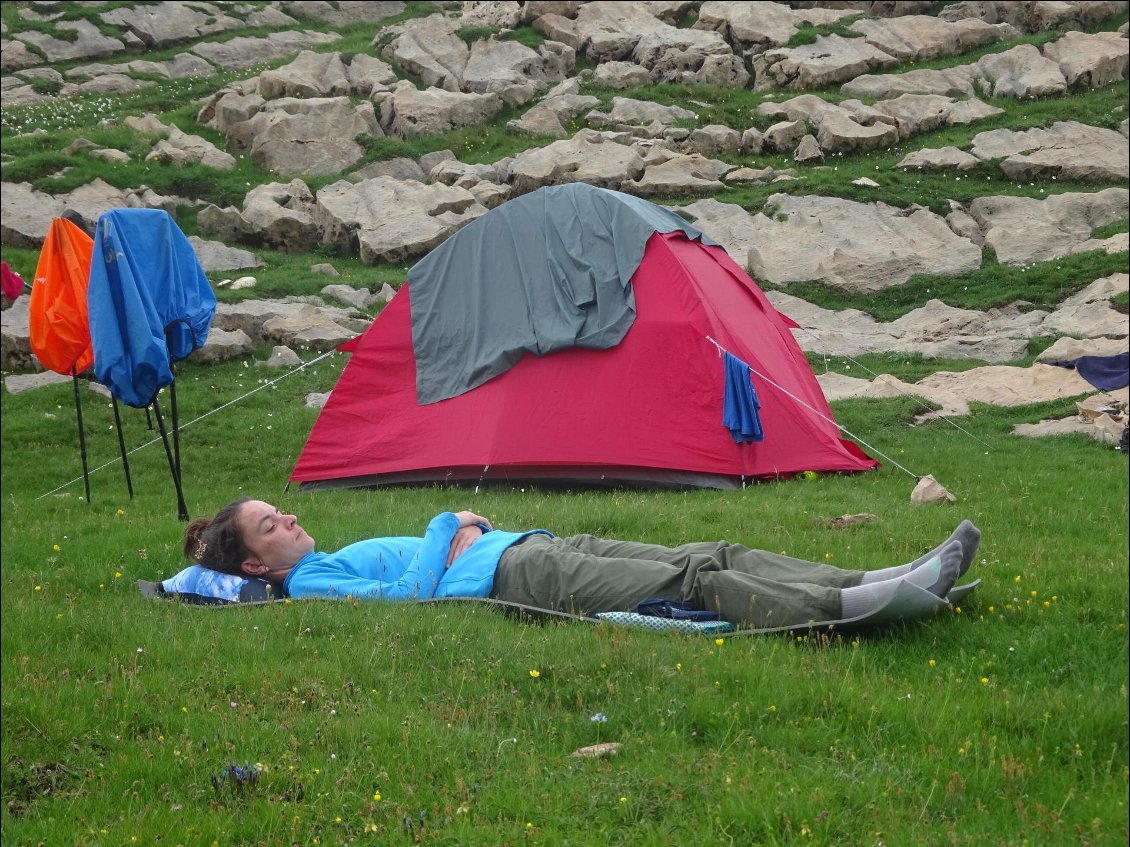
[71,367,91,504]
[111,395,134,499]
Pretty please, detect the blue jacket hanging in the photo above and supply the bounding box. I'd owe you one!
[87,209,215,408]
[723,351,764,444]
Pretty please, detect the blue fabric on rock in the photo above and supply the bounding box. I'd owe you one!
[722,351,764,444]
[1047,352,1129,392]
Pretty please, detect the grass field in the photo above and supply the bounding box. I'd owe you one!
[2,350,1127,846]
[2,1,1128,844]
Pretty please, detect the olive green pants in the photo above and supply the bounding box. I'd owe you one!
[491,533,866,629]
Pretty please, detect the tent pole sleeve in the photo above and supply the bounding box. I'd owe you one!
[112,395,134,499]
[72,368,91,505]
[152,396,189,522]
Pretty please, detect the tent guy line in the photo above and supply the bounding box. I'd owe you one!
[704,332,922,480]
[36,348,340,501]
[790,323,994,450]
[729,341,923,482]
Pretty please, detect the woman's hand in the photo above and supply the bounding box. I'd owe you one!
[447,525,483,565]
[453,510,492,530]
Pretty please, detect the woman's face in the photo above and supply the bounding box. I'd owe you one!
[237,499,315,578]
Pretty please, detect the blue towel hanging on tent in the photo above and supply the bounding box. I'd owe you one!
[723,351,764,444]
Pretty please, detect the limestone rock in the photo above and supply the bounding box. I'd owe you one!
[380,81,503,139]
[911,475,956,505]
[379,13,469,91]
[0,182,65,248]
[284,1,405,27]
[240,180,321,252]
[937,0,1127,34]
[256,345,303,367]
[694,1,857,51]
[13,19,124,63]
[968,189,1129,265]
[622,153,731,197]
[314,177,487,264]
[592,61,651,89]
[972,121,1129,183]
[586,96,696,131]
[321,285,376,310]
[508,92,600,137]
[682,193,981,292]
[753,34,899,91]
[188,237,263,272]
[5,371,71,393]
[898,146,981,171]
[975,43,1066,98]
[145,125,236,170]
[191,31,340,72]
[509,129,647,193]
[242,96,380,176]
[842,65,979,99]
[258,50,355,99]
[190,327,254,364]
[99,3,243,48]
[1042,30,1129,89]
[851,15,1014,62]
[463,38,574,106]
[793,134,823,163]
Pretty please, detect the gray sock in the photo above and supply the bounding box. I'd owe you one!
[841,541,962,618]
[903,540,962,597]
[860,521,980,584]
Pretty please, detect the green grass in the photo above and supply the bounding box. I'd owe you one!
[786,16,865,48]
[774,246,1130,321]
[2,4,1129,843]
[2,352,1127,845]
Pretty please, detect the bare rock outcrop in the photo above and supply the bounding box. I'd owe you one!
[314,177,488,264]
[937,1,1128,34]
[534,3,743,86]
[380,81,504,139]
[99,3,244,48]
[850,15,1016,62]
[753,34,900,91]
[190,30,340,71]
[843,31,1129,99]
[145,125,236,170]
[11,19,125,63]
[967,189,1130,264]
[241,96,382,176]
[508,129,649,194]
[694,2,858,53]
[681,194,982,292]
[282,1,406,27]
[970,121,1129,182]
[380,13,573,103]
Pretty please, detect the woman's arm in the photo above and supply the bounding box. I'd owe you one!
[446,510,493,565]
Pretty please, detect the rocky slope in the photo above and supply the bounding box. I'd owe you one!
[2,1,1127,439]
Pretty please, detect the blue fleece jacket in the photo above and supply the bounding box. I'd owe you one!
[282,511,549,601]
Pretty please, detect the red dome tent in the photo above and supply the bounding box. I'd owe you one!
[291,185,875,490]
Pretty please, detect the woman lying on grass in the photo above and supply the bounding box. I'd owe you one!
[183,499,981,630]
